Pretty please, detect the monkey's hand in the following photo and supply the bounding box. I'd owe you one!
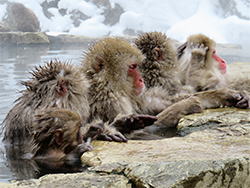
[63,143,94,161]
[82,121,104,141]
[233,91,250,109]
[110,114,158,134]
[96,124,128,142]
[190,43,209,66]
[194,89,250,109]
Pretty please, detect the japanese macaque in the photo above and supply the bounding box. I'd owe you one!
[28,108,99,161]
[134,31,193,95]
[81,37,249,134]
[2,60,90,145]
[177,34,227,92]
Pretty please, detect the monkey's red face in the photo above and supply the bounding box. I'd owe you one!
[212,49,227,74]
[128,63,145,95]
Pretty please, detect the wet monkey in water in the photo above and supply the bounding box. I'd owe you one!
[28,108,99,162]
[1,60,92,145]
[81,37,250,132]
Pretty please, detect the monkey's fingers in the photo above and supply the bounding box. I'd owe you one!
[135,114,158,126]
[236,94,250,109]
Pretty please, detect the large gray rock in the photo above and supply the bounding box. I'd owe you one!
[0,32,49,45]
[6,3,40,32]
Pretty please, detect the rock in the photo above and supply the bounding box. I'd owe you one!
[177,107,250,136]
[6,3,40,32]
[219,0,250,20]
[0,32,50,45]
[1,172,131,188]
[92,0,124,26]
[0,21,11,32]
[125,157,250,188]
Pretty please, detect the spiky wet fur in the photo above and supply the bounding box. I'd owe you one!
[2,60,89,145]
[134,31,185,95]
[30,108,81,157]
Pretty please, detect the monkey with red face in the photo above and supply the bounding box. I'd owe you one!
[177,34,227,92]
[177,34,250,97]
[81,37,250,137]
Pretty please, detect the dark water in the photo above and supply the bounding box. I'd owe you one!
[0,43,249,183]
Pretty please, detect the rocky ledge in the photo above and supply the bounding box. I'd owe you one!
[1,107,250,187]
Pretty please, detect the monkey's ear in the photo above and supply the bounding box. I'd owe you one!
[55,129,64,146]
[154,47,163,61]
[95,56,104,72]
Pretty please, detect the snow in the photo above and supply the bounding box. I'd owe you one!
[2,0,250,49]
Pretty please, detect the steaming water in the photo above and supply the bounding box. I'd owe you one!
[0,43,249,183]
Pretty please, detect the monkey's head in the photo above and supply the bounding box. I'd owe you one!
[135,31,177,67]
[187,34,216,62]
[30,108,83,157]
[82,38,145,95]
[187,34,226,72]
[22,60,89,120]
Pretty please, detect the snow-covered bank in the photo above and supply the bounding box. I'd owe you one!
[1,0,250,49]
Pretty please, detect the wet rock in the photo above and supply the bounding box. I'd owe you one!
[6,3,40,32]
[1,172,131,188]
[0,32,49,45]
[177,107,250,136]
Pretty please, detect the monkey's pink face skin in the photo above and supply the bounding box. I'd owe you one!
[128,63,145,95]
[212,49,227,74]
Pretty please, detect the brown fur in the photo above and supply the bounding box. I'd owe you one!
[179,34,226,91]
[134,31,185,95]
[30,108,82,158]
[2,60,89,145]
[81,37,249,132]
[82,37,144,123]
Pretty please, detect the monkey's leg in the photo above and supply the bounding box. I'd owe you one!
[154,96,203,127]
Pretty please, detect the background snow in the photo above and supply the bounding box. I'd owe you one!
[1,0,250,50]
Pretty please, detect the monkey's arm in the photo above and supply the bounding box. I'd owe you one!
[62,142,94,161]
[81,120,104,141]
[194,88,250,109]
[154,96,203,127]
[110,114,158,133]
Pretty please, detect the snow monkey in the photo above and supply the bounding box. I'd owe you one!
[28,108,97,162]
[81,37,250,134]
[134,31,193,95]
[178,34,250,105]
[1,60,93,146]
[177,34,227,91]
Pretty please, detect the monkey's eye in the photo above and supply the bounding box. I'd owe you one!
[95,62,104,72]
[129,64,138,70]
[99,63,104,70]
